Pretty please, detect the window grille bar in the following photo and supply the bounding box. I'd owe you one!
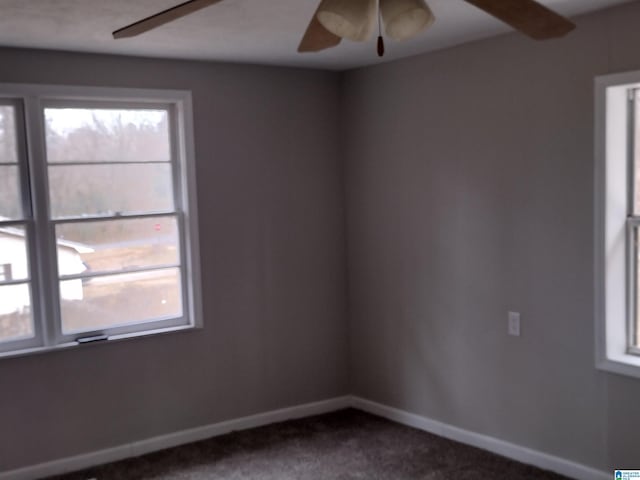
[48,160,171,167]
[0,220,27,228]
[0,278,31,287]
[59,264,181,282]
[51,211,178,224]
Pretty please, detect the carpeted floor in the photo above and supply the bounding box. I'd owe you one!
[47,409,572,480]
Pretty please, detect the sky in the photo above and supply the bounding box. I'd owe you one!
[45,107,167,135]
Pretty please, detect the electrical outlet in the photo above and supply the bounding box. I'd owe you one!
[508,311,521,336]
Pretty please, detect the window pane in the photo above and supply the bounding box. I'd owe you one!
[60,267,182,334]
[0,105,18,164]
[0,283,33,342]
[56,216,179,276]
[48,163,174,218]
[0,165,23,220]
[45,108,170,163]
[0,225,29,282]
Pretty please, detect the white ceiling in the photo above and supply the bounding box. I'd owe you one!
[0,0,633,71]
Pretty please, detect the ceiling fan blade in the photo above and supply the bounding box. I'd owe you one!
[298,4,342,53]
[113,0,224,39]
[463,0,575,40]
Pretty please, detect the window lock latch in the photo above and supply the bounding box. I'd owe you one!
[76,334,109,344]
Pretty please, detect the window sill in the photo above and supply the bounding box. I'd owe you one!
[0,324,201,360]
[596,353,640,379]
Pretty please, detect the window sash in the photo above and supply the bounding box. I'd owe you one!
[41,101,191,345]
[629,89,640,355]
[627,219,638,353]
[0,100,43,353]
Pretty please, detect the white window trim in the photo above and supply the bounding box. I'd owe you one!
[595,71,640,378]
[0,83,202,359]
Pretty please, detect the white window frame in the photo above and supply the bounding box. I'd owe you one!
[595,70,640,378]
[0,83,202,359]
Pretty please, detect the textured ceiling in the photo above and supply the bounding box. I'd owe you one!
[0,0,633,70]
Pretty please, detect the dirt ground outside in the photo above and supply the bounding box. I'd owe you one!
[0,245,182,342]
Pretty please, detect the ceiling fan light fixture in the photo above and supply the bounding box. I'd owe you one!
[316,0,377,42]
[380,0,435,41]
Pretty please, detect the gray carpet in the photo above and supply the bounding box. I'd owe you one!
[47,409,572,480]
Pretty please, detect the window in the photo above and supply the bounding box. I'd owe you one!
[595,71,640,378]
[0,85,201,357]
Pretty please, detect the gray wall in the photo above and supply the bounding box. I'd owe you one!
[343,1,640,472]
[0,49,349,471]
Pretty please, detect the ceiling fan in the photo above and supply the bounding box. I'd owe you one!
[112,0,576,56]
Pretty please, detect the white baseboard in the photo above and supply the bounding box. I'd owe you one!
[350,396,610,480]
[0,396,351,480]
[1,395,611,480]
